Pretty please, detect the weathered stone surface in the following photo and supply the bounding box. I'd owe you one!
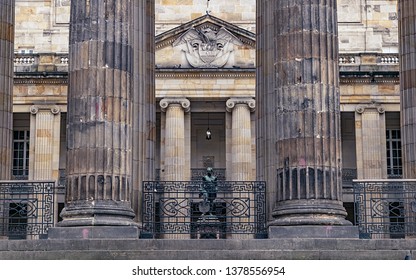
[260,0,350,226]
[0,238,415,260]
[269,225,359,239]
[399,0,416,178]
[131,0,156,224]
[0,0,14,180]
[60,0,136,227]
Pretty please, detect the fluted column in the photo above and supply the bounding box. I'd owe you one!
[160,98,190,181]
[399,0,416,178]
[267,0,350,228]
[227,98,255,181]
[29,105,61,180]
[355,105,387,179]
[131,0,155,222]
[60,0,136,227]
[0,0,14,180]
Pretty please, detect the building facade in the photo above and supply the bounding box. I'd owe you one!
[0,0,411,239]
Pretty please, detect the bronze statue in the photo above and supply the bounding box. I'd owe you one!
[199,167,218,214]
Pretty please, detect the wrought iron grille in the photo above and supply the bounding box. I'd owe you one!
[142,181,266,238]
[0,181,55,239]
[354,179,416,239]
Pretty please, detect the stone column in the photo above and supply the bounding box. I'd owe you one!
[256,0,279,222]
[159,98,190,181]
[355,105,387,179]
[226,98,255,181]
[264,0,354,237]
[58,0,136,231]
[29,105,61,180]
[399,0,416,178]
[0,0,14,180]
[131,0,155,223]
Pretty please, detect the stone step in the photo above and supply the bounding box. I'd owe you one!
[0,239,415,259]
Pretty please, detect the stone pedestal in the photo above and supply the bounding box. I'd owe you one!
[0,0,14,180]
[59,0,136,229]
[261,0,352,232]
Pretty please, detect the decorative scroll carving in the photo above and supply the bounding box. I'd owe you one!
[226,98,256,112]
[30,105,61,115]
[173,26,243,68]
[355,103,385,114]
[160,98,191,112]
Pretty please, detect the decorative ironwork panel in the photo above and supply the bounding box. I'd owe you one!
[142,181,266,238]
[0,181,55,239]
[354,180,416,239]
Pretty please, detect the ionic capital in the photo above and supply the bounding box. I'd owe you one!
[30,105,61,115]
[226,98,256,113]
[159,98,191,113]
[355,103,385,114]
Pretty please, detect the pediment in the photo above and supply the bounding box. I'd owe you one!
[156,14,256,69]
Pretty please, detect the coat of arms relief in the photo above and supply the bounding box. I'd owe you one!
[173,25,243,68]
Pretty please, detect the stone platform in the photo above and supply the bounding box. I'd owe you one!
[0,238,415,260]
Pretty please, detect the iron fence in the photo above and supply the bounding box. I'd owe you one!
[354,179,416,239]
[0,181,55,239]
[142,181,267,239]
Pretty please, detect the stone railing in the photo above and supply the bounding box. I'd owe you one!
[14,53,69,73]
[339,53,400,66]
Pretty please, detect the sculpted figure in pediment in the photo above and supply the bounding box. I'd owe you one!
[173,26,243,68]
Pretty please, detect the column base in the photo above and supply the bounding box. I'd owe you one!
[48,226,139,239]
[268,225,359,239]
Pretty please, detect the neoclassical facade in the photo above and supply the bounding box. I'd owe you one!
[0,0,414,239]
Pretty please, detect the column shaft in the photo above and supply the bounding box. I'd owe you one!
[0,0,14,180]
[160,98,190,181]
[399,0,416,178]
[131,0,155,222]
[355,106,387,179]
[29,106,61,180]
[61,0,135,226]
[269,0,349,225]
[227,99,255,181]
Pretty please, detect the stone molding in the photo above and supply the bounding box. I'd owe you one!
[159,98,191,113]
[30,104,61,115]
[226,98,255,113]
[355,103,385,114]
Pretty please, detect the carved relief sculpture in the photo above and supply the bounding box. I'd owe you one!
[173,26,242,68]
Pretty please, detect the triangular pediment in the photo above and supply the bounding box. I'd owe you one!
[156,14,255,49]
[156,14,255,69]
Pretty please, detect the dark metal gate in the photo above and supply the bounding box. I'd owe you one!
[0,181,55,239]
[354,180,416,239]
[142,181,267,238]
